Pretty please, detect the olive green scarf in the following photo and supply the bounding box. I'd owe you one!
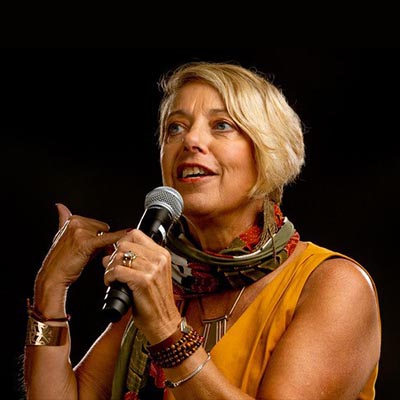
[111,209,298,399]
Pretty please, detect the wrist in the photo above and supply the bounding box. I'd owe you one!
[27,298,70,323]
[147,317,189,353]
[25,314,68,346]
[165,352,211,388]
[162,346,210,389]
[147,318,204,369]
[33,277,69,320]
[144,313,183,345]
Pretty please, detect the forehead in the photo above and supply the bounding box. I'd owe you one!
[171,82,225,111]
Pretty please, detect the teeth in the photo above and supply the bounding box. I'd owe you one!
[182,166,207,178]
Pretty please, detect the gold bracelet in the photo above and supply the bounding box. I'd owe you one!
[164,352,211,389]
[25,315,68,346]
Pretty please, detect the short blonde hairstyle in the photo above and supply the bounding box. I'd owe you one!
[158,61,305,203]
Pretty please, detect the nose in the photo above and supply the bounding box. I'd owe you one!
[182,124,209,153]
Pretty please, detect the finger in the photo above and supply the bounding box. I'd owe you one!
[117,236,170,267]
[96,229,130,250]
[124,228,169,250]
[104,263,142,287]
[103,242,120,268]
[55,203,72,229]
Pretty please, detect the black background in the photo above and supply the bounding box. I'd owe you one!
[2,48,399,399]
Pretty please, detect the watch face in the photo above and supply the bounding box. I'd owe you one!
[180,317,192,334]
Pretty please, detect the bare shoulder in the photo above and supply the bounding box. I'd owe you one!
[260,253,381,399]
[298,254,379,319]
[306,255,376,293]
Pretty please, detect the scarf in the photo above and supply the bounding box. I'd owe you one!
[111,204,299,400]
[169,213,298,297]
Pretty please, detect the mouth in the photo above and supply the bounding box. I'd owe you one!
[177,164,216,179]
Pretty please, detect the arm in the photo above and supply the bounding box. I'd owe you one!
[162,258,380,400]
[259,257,381,399]
[73,312,131,400]
[104,231,381,399]
[104,229,255,399]
[160,258,380,400]
[24,204,127,400]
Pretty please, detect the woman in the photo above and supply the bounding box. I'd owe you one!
[24,61,381,399]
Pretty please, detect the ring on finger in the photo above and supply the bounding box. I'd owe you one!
[122,250,137,267]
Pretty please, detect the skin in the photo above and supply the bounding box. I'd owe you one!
[24,82,381,400]
[160,82,264,252]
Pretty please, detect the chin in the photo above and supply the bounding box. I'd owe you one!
[183,197,215,216]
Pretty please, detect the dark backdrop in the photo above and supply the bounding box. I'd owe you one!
[3,48,399,399]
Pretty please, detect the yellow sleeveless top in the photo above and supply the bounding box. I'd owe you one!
[167,241,379,399]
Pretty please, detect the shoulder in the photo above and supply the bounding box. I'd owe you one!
[307,255,375,293]
[258,248,381,399]
[298,253,379,320]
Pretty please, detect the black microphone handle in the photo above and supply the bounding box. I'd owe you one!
[102,281,132,322]
[102,207,172,323]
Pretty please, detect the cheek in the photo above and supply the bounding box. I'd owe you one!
[160,149,174,185]
[228,148,258,184]
[231,147,256,171]
[241,143,258,179]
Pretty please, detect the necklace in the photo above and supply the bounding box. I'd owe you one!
[198,286,246,352]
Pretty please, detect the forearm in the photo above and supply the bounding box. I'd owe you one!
[24,275,78,399]
[24,323,78,400]
[23,204,126,399]
[163,347,254,400]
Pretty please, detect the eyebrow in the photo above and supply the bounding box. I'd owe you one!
[167,108,228,118]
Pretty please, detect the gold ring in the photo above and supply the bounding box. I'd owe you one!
[122,250,137,267]
[97,231,104,237]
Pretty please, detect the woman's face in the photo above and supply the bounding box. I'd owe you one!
[160,82,259,221]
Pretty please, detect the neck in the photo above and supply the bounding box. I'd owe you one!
[183,200,263,252]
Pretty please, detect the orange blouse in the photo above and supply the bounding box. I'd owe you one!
[167,242,380,399]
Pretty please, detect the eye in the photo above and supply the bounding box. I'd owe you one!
[214,121,233,131]
[167,122,184,136]
[212,120,242,139]
[165,122,186,143]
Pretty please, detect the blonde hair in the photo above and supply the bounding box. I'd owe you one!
[158,61,305,203]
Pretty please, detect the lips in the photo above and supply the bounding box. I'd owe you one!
[177,164,215,179]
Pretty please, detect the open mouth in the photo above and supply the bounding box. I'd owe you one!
[177,164,215,179]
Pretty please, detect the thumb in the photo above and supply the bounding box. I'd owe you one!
[55,203,73,229]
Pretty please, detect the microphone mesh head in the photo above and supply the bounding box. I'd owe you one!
[144,186,184,221]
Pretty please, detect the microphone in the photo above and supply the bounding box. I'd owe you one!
[102,186,184,323]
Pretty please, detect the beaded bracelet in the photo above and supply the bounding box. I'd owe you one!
[149,328,203,368]
[147,318,204,368]
[147,325,185,354]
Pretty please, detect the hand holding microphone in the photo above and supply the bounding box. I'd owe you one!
[102,186,183,323]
